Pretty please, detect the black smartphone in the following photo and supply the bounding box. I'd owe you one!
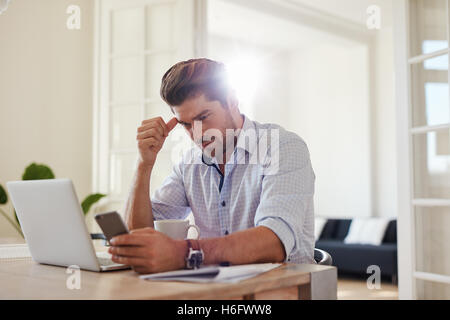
[95,211,129,244]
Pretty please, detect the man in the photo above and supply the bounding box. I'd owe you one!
[109,58,316,274]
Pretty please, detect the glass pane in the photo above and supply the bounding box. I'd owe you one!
[415,207,450,277]
[111,57,144,103]
[416,279,450,299]
[111,8,144,54]
[111,105,142,149]
[146,4,174,51]
[411,55,449,127]
[410,0,448,57]
[413,130,450,198]
[146,53,174,99]
[110,153,138,198]
[423,40,449,70]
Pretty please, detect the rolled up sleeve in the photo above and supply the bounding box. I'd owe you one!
[256,216,296,261]
[254,135,315,263]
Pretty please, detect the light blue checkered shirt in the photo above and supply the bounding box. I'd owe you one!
[151,115,316,264]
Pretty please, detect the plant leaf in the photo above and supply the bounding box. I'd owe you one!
[81,193,106,215]
[0,184,7,204]
[22,163,55,180]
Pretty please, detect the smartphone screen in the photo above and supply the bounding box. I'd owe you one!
[95,211,129,243]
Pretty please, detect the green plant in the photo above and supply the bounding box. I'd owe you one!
[0,163,106,238]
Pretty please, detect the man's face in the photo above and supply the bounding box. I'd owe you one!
[172,93,239,160]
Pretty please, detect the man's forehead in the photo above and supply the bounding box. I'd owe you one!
[173,98,219,122]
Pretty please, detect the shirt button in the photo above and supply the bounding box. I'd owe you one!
[221,201,226,207]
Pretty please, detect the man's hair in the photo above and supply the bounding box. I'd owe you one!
[160,58,230,107]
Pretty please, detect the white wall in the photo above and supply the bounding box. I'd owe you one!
[288,30,398,219]
[371,22,398,218]
[296,0,398,219]
[208,35,374,218]
[288,43,372,218]
[0,0,94,239]
[207,0,397,219]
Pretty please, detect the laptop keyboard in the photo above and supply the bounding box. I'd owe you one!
[98,257,119,266]
[96,252,119,266]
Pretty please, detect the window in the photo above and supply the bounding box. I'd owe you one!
[395,0,450,299]
[93,0,204,214]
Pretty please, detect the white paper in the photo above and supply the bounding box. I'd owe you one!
[139,263,281,283]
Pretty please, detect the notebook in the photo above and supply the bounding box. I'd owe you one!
[139,263,281,283]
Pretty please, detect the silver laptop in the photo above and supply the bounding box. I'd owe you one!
[6,179,130,272]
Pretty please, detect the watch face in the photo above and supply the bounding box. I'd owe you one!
[187,250,204,269]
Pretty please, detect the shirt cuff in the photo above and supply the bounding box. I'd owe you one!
[256,217,296,262]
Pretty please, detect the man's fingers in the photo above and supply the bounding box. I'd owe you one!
[110,234,148,246]
[130,227,156,234]
[111,255,148,267]
[138,137,160,148]
[140,116,177,135]
[137,128,163,141]
[166,117,178,133]
[141,117,168,136]
[137,123,164,137]
[108,245,150,258]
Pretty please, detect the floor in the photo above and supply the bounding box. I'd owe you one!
[338,275,398,300]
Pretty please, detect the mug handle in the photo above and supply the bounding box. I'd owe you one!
[187,224,200,239]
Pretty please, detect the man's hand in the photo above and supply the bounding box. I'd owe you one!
[136,117,178,168]
[108,227,187,274]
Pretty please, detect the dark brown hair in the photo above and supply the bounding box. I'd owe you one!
[160,58,230,107]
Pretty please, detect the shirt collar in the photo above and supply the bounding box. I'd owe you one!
[235,114,257,156]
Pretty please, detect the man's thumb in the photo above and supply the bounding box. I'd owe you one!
[166,117,178,133]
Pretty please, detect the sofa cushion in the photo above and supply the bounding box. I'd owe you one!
[344,218,391,246]
[382,220,397,243]
[335,219,352,240]
[316,240,397,276]
[319,219,338,239]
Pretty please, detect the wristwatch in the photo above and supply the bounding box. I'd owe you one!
[185,239,204,269]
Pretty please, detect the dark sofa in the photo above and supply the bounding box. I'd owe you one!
[315,219,398,283]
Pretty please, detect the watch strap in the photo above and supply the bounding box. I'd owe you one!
[187,239,200,251]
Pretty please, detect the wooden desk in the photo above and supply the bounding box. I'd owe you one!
[0,258,337,300]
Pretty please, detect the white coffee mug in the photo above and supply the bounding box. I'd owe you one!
[154,220,200,240]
